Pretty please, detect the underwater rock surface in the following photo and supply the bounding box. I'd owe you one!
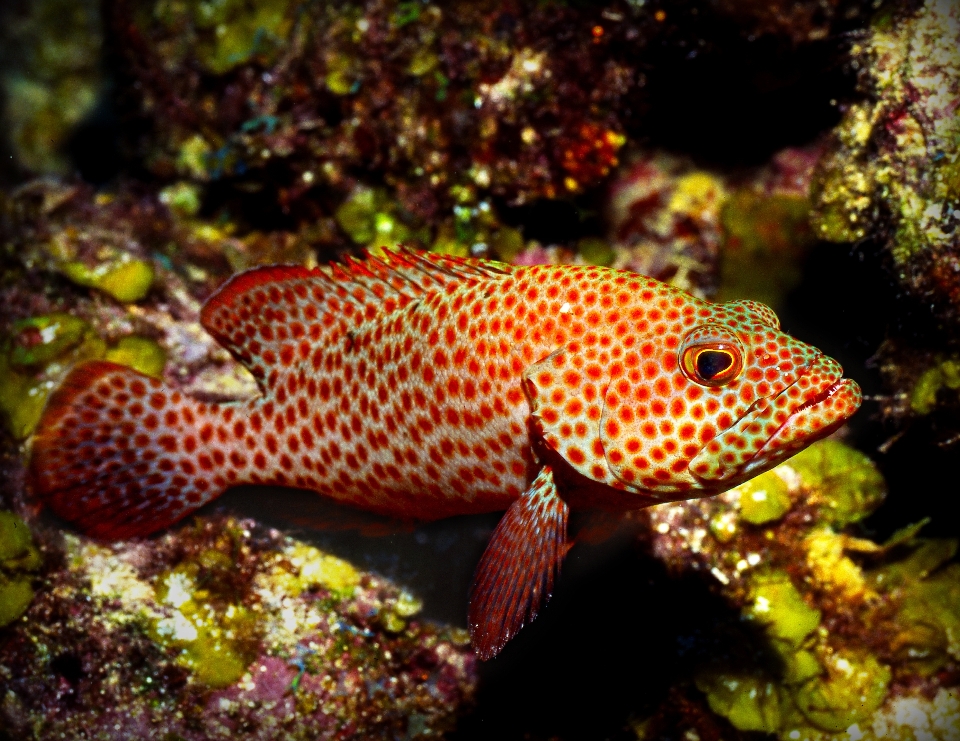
[0,516,476,739]
[636,439,960,740]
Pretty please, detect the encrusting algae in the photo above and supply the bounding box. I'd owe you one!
[0,516,476,739]
[0,511,42,627]
[638,439,960,741]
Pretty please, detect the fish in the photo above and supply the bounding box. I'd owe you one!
[29,247,861,659]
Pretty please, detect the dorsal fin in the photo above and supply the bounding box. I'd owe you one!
[199,247,515,385]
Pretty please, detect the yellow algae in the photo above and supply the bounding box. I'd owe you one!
[803,528,874,603]
[393,590,423,618]
[0,512,41,627]
[285,543,361,597]
[105,336,167,378]
[151,564,258,688]
[63,255,155,303]
[326,52,361,95]
[911,366,943,415]
[176,134,215,180]
[408,46,439,76]
[668,171,727,222]
[792,649,891,733]
[695,672,782,733]
[736,469,792,525]
[745,571,821,646]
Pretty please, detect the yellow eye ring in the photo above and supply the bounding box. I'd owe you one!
[681,343,743,387]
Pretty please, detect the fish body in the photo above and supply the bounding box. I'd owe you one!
[30,248,861,658]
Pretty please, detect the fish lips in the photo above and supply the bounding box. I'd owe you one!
[689,356,862,484]
[740,359,862,477]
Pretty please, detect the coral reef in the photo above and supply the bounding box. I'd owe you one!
[812,0,960,328]
[808,0,960,436]
[0,516,476,739]
[0,0,105,176]
[106,0,646,228]
[633,439,960,740]
[1,0,959,738]
[606,145,821,304]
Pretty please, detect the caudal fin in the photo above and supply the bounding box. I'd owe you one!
[29,361,227,540]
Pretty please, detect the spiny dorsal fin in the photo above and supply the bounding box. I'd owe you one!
[200,247,514,384]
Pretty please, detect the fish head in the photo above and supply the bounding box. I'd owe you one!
[597,297,862,497]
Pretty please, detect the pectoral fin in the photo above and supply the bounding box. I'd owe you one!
[467,465,570,660]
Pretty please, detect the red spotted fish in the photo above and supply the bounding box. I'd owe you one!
[29,248,861,658]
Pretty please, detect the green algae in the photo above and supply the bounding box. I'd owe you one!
[153,0,295,75]
[745,571,821,647]
[489,226,525,262]
[1,0,104,174]
[736,470,792,525]
[8,314,91,367]
[151,561,260,688]
[792,649,891,733]
[62,254,155,303]
[0,314,105,439]
[577,237,616,267]
[0,312,167,438]
[786,440,885,527]
[0,512,42,627]
[159,182,203,217]
[867,531,960,676]
[104,336,167,378]
[696,672,783,733]
[700,569,893,737]
[909,355,960,415]
[335,187,415,247]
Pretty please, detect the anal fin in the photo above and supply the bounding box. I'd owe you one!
[467,465,570,660]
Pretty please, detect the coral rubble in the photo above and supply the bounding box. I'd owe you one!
[0,517,476,739]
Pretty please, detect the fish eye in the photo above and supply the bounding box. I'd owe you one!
[681,342,743,387]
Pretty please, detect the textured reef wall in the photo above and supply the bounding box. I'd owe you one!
[1,1,959,740]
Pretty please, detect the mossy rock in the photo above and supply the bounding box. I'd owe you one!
[790,649,890,733]
[0,512,42,627]
[695,672,783,733]
[745,570,821,647]
[736,469,791,525]
[786,440,885,527]
[0,315,105,439]
[63,255,155,303]
[104,336,167,378]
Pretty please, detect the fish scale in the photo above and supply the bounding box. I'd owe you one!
[29,247,861,659]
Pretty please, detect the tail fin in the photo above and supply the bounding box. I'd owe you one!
[29,361,228,540]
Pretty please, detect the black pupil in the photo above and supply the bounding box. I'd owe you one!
[696,350,733,380]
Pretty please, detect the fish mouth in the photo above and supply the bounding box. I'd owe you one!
[740,357,862,474]
[689,356,862,484]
